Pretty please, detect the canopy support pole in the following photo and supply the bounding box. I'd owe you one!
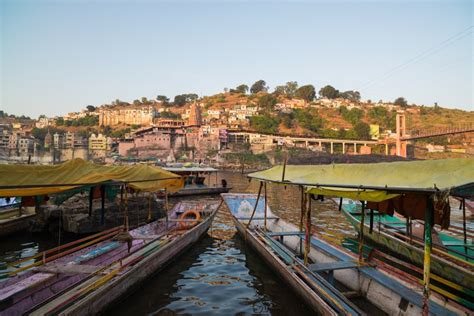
[304,193,312,266]
[281,157,287,182]
[462,198,467,255]
[88,186,93,217]
[124,185,129,232]
[264,182,267,230]
[369,208,374,234]
[147,193,152,222]
[100,185,105,225]
[422,196,434,316]
[338,197,343,212]
[299,187,305,255]
[247,181,263,230]
[165,189,169,229]
[358,201,366,262]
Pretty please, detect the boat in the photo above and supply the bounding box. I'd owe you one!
[0,198,36,237]
[340,199,474,301]
[0,200,219,315]
[163,165,231,197]
[222,193,465,315]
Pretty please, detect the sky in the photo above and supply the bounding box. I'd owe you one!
[1,0,473,118]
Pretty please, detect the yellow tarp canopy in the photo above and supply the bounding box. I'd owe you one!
[248,158,474,202]
[0,159,184,197]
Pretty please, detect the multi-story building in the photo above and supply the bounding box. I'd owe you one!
[0,125,11,149]
[118,132,171,156]
[35,117,51,128]
[99,106,157,126]
[18,137,35,156]
[88,133,112,151]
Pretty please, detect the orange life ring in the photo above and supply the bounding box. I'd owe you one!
[179,210,201,229]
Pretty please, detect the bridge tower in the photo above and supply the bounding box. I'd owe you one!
[395,113,407,157]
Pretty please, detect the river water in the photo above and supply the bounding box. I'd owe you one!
[0,171,470,315]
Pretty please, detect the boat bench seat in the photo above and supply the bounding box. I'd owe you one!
[0,272,56,303]
[235,217,279,221]
[267,231,306,237]
[35,264,99,275]
[309,261,359,272]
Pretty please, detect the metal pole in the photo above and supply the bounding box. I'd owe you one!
[246,181,263,229]
[165,189,169,229]
[358,201,366,262]
[338,197,343,212]
[462,198,467,255]
[299,187,305,255]
[422,196,434,316]
[264,182,267,230]
[124,185,129,231]
[281,157,287,182]
[304,193,312,266]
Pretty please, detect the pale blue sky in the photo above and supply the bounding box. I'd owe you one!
[1,0,473,118]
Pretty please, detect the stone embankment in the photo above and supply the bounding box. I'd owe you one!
[31,193,165,235]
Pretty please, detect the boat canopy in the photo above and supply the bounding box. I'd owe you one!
[163,167,218,173]
[0,158,184,197]
[248,158,474,202]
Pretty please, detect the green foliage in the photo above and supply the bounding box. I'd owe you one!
[394,97,408,107]
[319,85,339,99]
[354,122,371,140]
[62,115,99,127]
[258,94,277,111]
[223,152,269,165]
[174,93,199,106]
[111,128,131,138]
[295,85,316,102]
[133,99,141,106]
[294,109,323,132]
[157,95,169,103]
[31,127,65,143]
[235,84,249,94]
[160,111,180,119]
[250,115,280,134]
[339,90,361,102]
[274,81,299,98]
[131,124,141,129]
[250,80,268,94]
[339,106,364,125]
[280,112,294,128]
[86,105,96,112]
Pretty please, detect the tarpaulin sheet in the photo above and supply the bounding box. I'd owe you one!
[248,158,474,202]
[0,159,184,197]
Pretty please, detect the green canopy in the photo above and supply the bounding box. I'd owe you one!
[0,158,184,197]
[248,158,474,202]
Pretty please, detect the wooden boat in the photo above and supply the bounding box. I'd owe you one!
[163,166,230,197]
[222,193,465,316]
[0,200,219,315]
[340,200,474,306]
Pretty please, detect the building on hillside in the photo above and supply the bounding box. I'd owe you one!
[99,106,157,126]
[53,132,64,149]
[89,133,112,151]
[118,132,171,157]
[64,132,87,149]
[0,125,11,149]
[35,117,51,128]
[18,137,35,156]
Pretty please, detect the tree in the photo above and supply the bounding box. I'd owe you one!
[174,95,187,106]
[295,85,316,102]
[284,81,298,97]
[319,85,339,99]
[394,97,408,107]
[133,99,141,106]
[354,122,370,140]
[339,106,364,125]
[249,116,279,134]
[235,84,249,94]
[294,109,323,133]
[141,97,149,104]
[273,85,286,96]
[156,95,169,103]
[339,90,361,102]
[250,80,268,94]
[258,94,277,111]
[86,105,96,112]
